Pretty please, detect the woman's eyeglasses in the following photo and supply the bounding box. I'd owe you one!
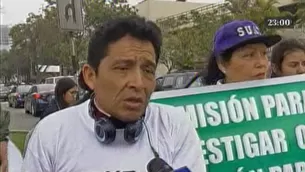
[69,91,78,95]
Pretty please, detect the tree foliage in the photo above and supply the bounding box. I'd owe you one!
[159,0,295,71]
[4,0,137,83]
[295,0,305,26]
[0,50,16,83]
[2,0,304,82]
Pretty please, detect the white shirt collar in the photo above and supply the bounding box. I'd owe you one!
[93,98,111,117]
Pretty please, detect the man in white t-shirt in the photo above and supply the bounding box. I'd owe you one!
[22,16,206,172]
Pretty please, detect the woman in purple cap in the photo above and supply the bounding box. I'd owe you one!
[205,20,282,85]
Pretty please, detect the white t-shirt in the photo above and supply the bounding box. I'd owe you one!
[22,100,206,172]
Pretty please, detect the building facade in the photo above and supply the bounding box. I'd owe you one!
[135,0,218,76]
[136,0,304,77]
[135,0,211,21]
[0,25,11,51]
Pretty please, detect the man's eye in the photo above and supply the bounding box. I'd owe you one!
[115,66,128,71]
[144,68,155,74]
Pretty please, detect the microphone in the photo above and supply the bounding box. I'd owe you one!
[147,157,174,172]
[146,158,192,172]
[174,167,191,172]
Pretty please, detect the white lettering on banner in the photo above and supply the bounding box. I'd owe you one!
[261,91,305,119]
[238,162,305,172]
[201,129,288,165]
[178,96,259,128]
[237,167,264,172]
[177,91,305,129]
[269,161,305,172]
[295,125,305,149]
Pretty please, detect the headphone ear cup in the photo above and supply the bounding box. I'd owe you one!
[124,120,144,144]
[94,118,116,144]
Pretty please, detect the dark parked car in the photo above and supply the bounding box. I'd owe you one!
[155,71,199,91]
[0,86,9,101]
[24,84,55,117]
[8,84,32,108]
[183,71,206,88]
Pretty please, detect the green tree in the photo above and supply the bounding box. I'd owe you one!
[0,50,15,83]
[295,0,305,27]
[83,0,138,30]
[159,0,293,71]
[8,0,138,82]
[225,0,292,34]
[9,22,33,81]
[159,5,231,71]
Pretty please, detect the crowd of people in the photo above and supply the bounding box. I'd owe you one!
[0,15,304,172]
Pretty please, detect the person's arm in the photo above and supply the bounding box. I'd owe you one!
[0,141,8,172]
[171,108,206,172]
[0,108,9,172]
[0,109,9,142]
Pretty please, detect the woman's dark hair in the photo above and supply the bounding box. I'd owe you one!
[271,38,305,77]
[55,77,77,109]
[78,15,162,102]
[204,50,233,85]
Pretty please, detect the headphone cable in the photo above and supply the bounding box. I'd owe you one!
[143,120,160,158]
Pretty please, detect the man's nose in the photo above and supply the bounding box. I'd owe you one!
[128,69,145,89]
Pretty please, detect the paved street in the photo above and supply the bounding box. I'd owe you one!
[1,101,39,131]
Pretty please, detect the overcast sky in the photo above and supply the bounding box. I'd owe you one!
[0,0,224,26]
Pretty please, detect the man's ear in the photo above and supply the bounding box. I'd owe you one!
[82,64,96,91]
[216,59,227,74]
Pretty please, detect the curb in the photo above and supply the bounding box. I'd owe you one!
[10,130,29,133]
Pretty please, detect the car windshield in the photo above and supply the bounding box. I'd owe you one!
[17,85,31,93]
[38,84,55,92]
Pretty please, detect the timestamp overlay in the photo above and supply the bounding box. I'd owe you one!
[264,17,295,28]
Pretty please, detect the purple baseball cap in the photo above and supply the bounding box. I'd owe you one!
[213,20,281,57]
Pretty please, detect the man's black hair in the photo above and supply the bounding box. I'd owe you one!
[77,15,162,103]
[87,15,162,71]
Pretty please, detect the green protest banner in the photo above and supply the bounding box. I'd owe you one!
[151,75,305,172]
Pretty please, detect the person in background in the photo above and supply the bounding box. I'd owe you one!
[205,20,282,85]
[23,77,78,157]
[271,38,305,77]
[40,77,78,120]
[22,16,205,172]
[0,105,9,172]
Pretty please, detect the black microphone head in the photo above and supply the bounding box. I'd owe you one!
[147,158,174,172]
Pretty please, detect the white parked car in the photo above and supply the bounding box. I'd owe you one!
[43,76,76,85]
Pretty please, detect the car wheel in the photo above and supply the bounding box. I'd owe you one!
[25,106,30,114]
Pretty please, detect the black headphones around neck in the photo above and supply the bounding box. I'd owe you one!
[88,96,144,144]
